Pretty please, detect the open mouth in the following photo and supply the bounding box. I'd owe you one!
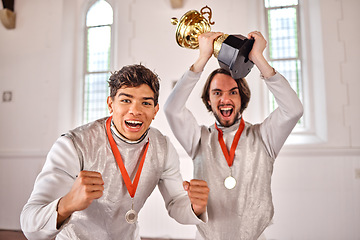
[125,120,143,129]
[219,106,233,118]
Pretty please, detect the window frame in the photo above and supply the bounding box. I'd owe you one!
[264,1,304,127]
[262,0,327,145]
[82,0,114,124]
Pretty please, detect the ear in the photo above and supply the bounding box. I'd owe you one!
[107,96,113,114]
[153,104,159,119]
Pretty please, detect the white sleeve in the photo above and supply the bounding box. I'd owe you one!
[157,138,207,224]
[20,136,81,240]
[260,72,304,158]
[164,70,203,159]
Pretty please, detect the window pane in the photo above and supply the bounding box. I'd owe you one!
[86,0,113,27]
[272,60,302,98]
[265,0,298,8]
[83,73,110,123]
[87,26,111,72]
[265,0,303,128]
[269,60,303,126]
[268,7,298,59]
[83,0,113,124]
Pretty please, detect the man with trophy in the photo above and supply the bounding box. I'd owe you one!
[165,7,303,240]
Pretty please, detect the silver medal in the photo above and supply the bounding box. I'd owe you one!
[224,176,236,189]
[125,201,138,224]
[125,209,138,224]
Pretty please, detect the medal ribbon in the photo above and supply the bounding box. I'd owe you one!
[215,118,245,167]
[106,116,149,198]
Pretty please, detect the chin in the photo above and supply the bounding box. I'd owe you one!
[221,121,233,127]
[217,118,232,127]
[214,111,238,127]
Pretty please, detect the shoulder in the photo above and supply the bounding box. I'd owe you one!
[147,127,179,165]
[242,121,263,141]
[64,117,108,139]
[62,117,108,161]
[148,127,171,146]
[50,135,77,153]
[148,127,166,138]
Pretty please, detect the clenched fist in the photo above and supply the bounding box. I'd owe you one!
[183,179,209,217]
[56,171,104,227]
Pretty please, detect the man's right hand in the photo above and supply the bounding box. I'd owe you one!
[191,32,223,73]
[56,171,104,227]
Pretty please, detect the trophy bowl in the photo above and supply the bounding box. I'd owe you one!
[171,9,211,49]
[171,6,255,79]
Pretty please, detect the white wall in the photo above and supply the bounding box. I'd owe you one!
[0,0,359,239]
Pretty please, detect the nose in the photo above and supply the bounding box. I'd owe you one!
[219,92,232,104]
[129,102,142,116]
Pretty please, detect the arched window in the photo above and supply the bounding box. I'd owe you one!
[83,0,113,123]
[264,0,304,127]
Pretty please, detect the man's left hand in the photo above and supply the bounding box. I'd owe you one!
[183,179,209,217]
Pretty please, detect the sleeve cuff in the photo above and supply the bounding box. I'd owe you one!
[197,209,208,223]
[187,67,203,79]
[260,67,277,80]
[55,198,72,231]
[190,205,208,224]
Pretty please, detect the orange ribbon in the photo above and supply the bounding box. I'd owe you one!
[106,116,149,198]
[215,118,245,167]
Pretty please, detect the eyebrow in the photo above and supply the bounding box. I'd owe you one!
[211,87,239,92]
[118,92,155,102]
[118,93,133,98]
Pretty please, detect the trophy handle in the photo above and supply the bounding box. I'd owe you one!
[200,5,215,25]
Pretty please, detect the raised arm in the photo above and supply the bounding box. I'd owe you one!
[247,31,303,158]
[191,32,223,73]
[164,32,222,158]
[247,31,276,79]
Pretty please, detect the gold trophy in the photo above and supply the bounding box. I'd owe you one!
[171,6,254,79]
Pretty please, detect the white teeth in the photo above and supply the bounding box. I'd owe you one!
[220,107,232,111]
[125,120,143,128]
[126,120,142,124]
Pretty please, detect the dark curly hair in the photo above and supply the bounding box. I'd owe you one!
[201,68,251,114]
[108,64,160,105]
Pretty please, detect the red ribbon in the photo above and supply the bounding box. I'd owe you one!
[215,118,245,167]
[106,116,149,198]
